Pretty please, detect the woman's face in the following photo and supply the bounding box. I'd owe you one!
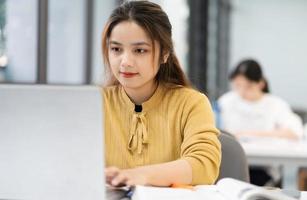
[231,75,264,101]
[108,21,160,91]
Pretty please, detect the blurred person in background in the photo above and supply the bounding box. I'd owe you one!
[218,59,303,140]
[217,59,304,186]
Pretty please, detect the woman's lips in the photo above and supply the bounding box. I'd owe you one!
[120,72,138,78]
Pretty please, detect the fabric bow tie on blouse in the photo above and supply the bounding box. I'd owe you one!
[128,112,148,154]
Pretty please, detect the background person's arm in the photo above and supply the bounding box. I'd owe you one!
[235,128,299,140]
[236,111,304,140]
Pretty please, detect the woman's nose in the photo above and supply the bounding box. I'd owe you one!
[120,52,134,68]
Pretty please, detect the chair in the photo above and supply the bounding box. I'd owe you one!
[217,130,250,182]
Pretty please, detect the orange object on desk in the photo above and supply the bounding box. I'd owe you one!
[171,183,195,190]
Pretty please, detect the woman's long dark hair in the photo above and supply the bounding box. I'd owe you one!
[102,0,191,87]
[229,59,270,93]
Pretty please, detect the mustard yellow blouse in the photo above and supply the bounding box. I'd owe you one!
[103,83,221,185]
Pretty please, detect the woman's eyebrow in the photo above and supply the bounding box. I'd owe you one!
[131,41,151,46]
[109,40,151,46]
[109,40,122,46]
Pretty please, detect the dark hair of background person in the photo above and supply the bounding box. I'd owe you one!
[229,59,269,93]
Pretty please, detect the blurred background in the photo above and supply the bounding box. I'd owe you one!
[0,0,306,121]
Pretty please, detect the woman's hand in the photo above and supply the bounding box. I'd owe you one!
[105,166,148,187]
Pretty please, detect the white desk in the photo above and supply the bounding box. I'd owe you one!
[301,191,307,200]
[240,137,307,190]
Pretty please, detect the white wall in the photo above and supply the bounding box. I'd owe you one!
[230,0,307,110]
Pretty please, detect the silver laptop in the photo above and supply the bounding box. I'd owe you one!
[0,84,105,200]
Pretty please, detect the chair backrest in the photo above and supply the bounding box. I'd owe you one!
[217,131,250,182]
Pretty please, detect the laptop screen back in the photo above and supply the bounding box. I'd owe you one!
[0,85,105,200]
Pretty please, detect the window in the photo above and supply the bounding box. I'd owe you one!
[1,0,37,83]
[47,0,86,84]
[0,0,115,85]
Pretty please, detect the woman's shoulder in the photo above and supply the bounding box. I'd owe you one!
[217,91,238,106]
[101,85,120,95]
[263,94,290,107]
[101,85,122,102]
[162,85,212,110]
[262,94,291,111]
[166,85,208,101]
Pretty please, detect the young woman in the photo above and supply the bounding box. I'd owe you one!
[102,1,221,187]
[218,59,303,140]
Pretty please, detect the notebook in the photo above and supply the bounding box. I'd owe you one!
[0,84,105,200]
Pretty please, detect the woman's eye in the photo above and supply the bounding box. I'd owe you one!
[135,49,147,54]
[110,47,121,53]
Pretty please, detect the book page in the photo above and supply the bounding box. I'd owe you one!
[132,186,194,200]
[242,189,298,200]
[131,179,297,200]
[215,178,297,200]
[215,178,256,200]
[132,185,225,200]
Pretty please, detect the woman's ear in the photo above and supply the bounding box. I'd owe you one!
[162,53,169,64]
[259,79,266,91]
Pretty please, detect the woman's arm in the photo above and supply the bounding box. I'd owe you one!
[106,159,192,187]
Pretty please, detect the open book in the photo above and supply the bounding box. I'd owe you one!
[131,178,298,200]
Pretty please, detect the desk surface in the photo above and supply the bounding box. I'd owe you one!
[240,137,307,159]
[239,137,307,190]
[301,191,307,200]
[240,137,307,167]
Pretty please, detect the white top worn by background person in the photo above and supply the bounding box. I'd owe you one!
[218,91,304,139]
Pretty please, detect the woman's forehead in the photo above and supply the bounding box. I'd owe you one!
[109,21,152,46]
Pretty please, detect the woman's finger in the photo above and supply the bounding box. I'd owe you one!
[105,167,119,177]
[105,167,120,184]
[111,172,129,187]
